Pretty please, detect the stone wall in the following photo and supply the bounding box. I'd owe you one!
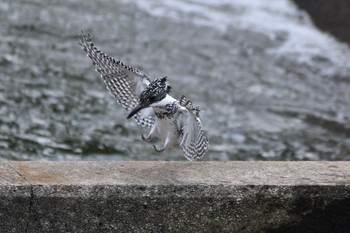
[1,161,350,232]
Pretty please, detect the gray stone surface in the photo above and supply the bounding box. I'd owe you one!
[1,161,350,232]
[9,161,350,186]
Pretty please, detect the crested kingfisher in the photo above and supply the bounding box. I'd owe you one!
[79,32,209,160]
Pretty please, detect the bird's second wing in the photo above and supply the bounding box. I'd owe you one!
[178,96,209,160]
[79,32,154,128]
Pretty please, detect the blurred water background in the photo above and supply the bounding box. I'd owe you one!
[0,0,350,161]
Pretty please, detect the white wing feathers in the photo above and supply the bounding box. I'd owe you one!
[178,96,209,160]
[79,32,155,128]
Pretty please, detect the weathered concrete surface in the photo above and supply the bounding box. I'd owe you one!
[0,163,31,233]
[1,162,350,232]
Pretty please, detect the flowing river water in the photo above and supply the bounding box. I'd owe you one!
[0,0,350,161]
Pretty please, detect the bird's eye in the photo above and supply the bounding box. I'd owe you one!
[149,96,156,102]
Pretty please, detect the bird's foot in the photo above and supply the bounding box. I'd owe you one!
[153,145,165,153]
[141,134,151,142]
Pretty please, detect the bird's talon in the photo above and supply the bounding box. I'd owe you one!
[141,134,151,142]
[153,145,165,153]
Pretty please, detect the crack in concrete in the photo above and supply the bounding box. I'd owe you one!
[6,163,34,233]
[24,186,34,233]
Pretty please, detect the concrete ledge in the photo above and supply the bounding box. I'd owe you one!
[1,162,350,232]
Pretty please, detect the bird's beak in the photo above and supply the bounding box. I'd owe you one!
[127,103,147,119]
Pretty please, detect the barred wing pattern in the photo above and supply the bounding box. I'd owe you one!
[178,96,209,160]
[79,32,155,128]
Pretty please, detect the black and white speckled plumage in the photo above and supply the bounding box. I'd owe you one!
[79,32,209,160]
[178,96,209,160]
[154,102,178,119]
[79,32,154,128]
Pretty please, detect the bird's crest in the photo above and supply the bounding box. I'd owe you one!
[140,77,171,104]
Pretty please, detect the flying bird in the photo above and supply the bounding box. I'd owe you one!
[79,32,209,160]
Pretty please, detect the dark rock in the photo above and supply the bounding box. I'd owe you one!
[293,0,350,45]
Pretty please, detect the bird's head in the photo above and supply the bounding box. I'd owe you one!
[127,76,171,119]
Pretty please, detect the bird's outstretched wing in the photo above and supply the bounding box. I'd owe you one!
[178,96,209,160]
[79,32,155,128]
